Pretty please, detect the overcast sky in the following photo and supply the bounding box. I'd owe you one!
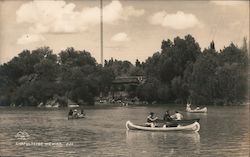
[0,0,249,64]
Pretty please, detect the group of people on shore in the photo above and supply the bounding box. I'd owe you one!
[146,110,183,127]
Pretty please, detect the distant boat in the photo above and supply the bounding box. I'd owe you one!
[45,99,60,108]
[68,109,85,120]
[121,102,129,107]
[126,121,200,132]
[53,103,60,108]
[68,104,79,108]
[186,104,207,113]
[37,102,43,108]
[99,100,107,103]
[67,99,79,108]
[45,104,59,108]
[10,103,16,107]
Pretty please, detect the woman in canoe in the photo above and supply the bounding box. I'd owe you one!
[146,112,158,127]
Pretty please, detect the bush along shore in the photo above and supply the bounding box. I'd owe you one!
[0,35,248,107]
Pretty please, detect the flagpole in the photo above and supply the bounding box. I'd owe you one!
[100,0,103,66]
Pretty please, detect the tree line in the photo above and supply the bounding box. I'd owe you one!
[0,35,248,106]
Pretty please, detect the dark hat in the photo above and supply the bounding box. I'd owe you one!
[150,112,154,115]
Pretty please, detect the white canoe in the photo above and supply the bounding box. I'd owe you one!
[68,104,79,108]
[186,107,207,113]
[45,104,59,108]
[186,103,207,113]
[126,121,200,132]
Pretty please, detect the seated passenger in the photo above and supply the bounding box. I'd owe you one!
[68,109,73,116]
[196,106,200,110]
[171,111,183,120]
[163,110,172,122]
[73,109,78,118]
[81,109,85,115]
[78,109,85,117]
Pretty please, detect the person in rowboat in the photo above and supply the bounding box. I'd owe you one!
[171,111,183,120]
[77,109,85,117]
[145,112,158,127]
[81,109,85,115]
[68,109,73,116]
[73,109,78,118]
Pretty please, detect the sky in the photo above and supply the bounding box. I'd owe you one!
[0,0,249,64]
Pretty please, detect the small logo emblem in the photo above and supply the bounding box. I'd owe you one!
[15,131,30,140]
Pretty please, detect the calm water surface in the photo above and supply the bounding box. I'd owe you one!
[0,105,249,157]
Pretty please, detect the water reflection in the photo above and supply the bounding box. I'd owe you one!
[126,130,200,157]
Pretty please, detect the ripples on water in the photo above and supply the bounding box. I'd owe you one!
[0,105,249,157]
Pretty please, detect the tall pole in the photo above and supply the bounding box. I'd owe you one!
[100,0,103,66]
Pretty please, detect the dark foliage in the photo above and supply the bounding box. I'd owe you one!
[0,35,248,106]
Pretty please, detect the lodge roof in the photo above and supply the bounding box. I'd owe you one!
[112,76,146,84]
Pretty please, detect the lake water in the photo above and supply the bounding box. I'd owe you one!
[0,105,249,157]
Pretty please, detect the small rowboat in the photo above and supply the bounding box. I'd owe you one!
[126,121,200,132]
[186,104,207,113]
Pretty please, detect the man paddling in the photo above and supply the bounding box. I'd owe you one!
[68,109,73,119]
[146,112,158,127]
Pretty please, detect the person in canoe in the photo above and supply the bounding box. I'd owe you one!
[145,112,158,127]
[68,109,73,117]
[73,109,78,118]
[171,111,183,120]
[81,109,85,115]
[162,110,179,127]
[163,110,172,122]
[77,109,85,118]
[196,105,200,110]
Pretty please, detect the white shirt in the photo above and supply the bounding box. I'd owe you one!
[171,113,183,120]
